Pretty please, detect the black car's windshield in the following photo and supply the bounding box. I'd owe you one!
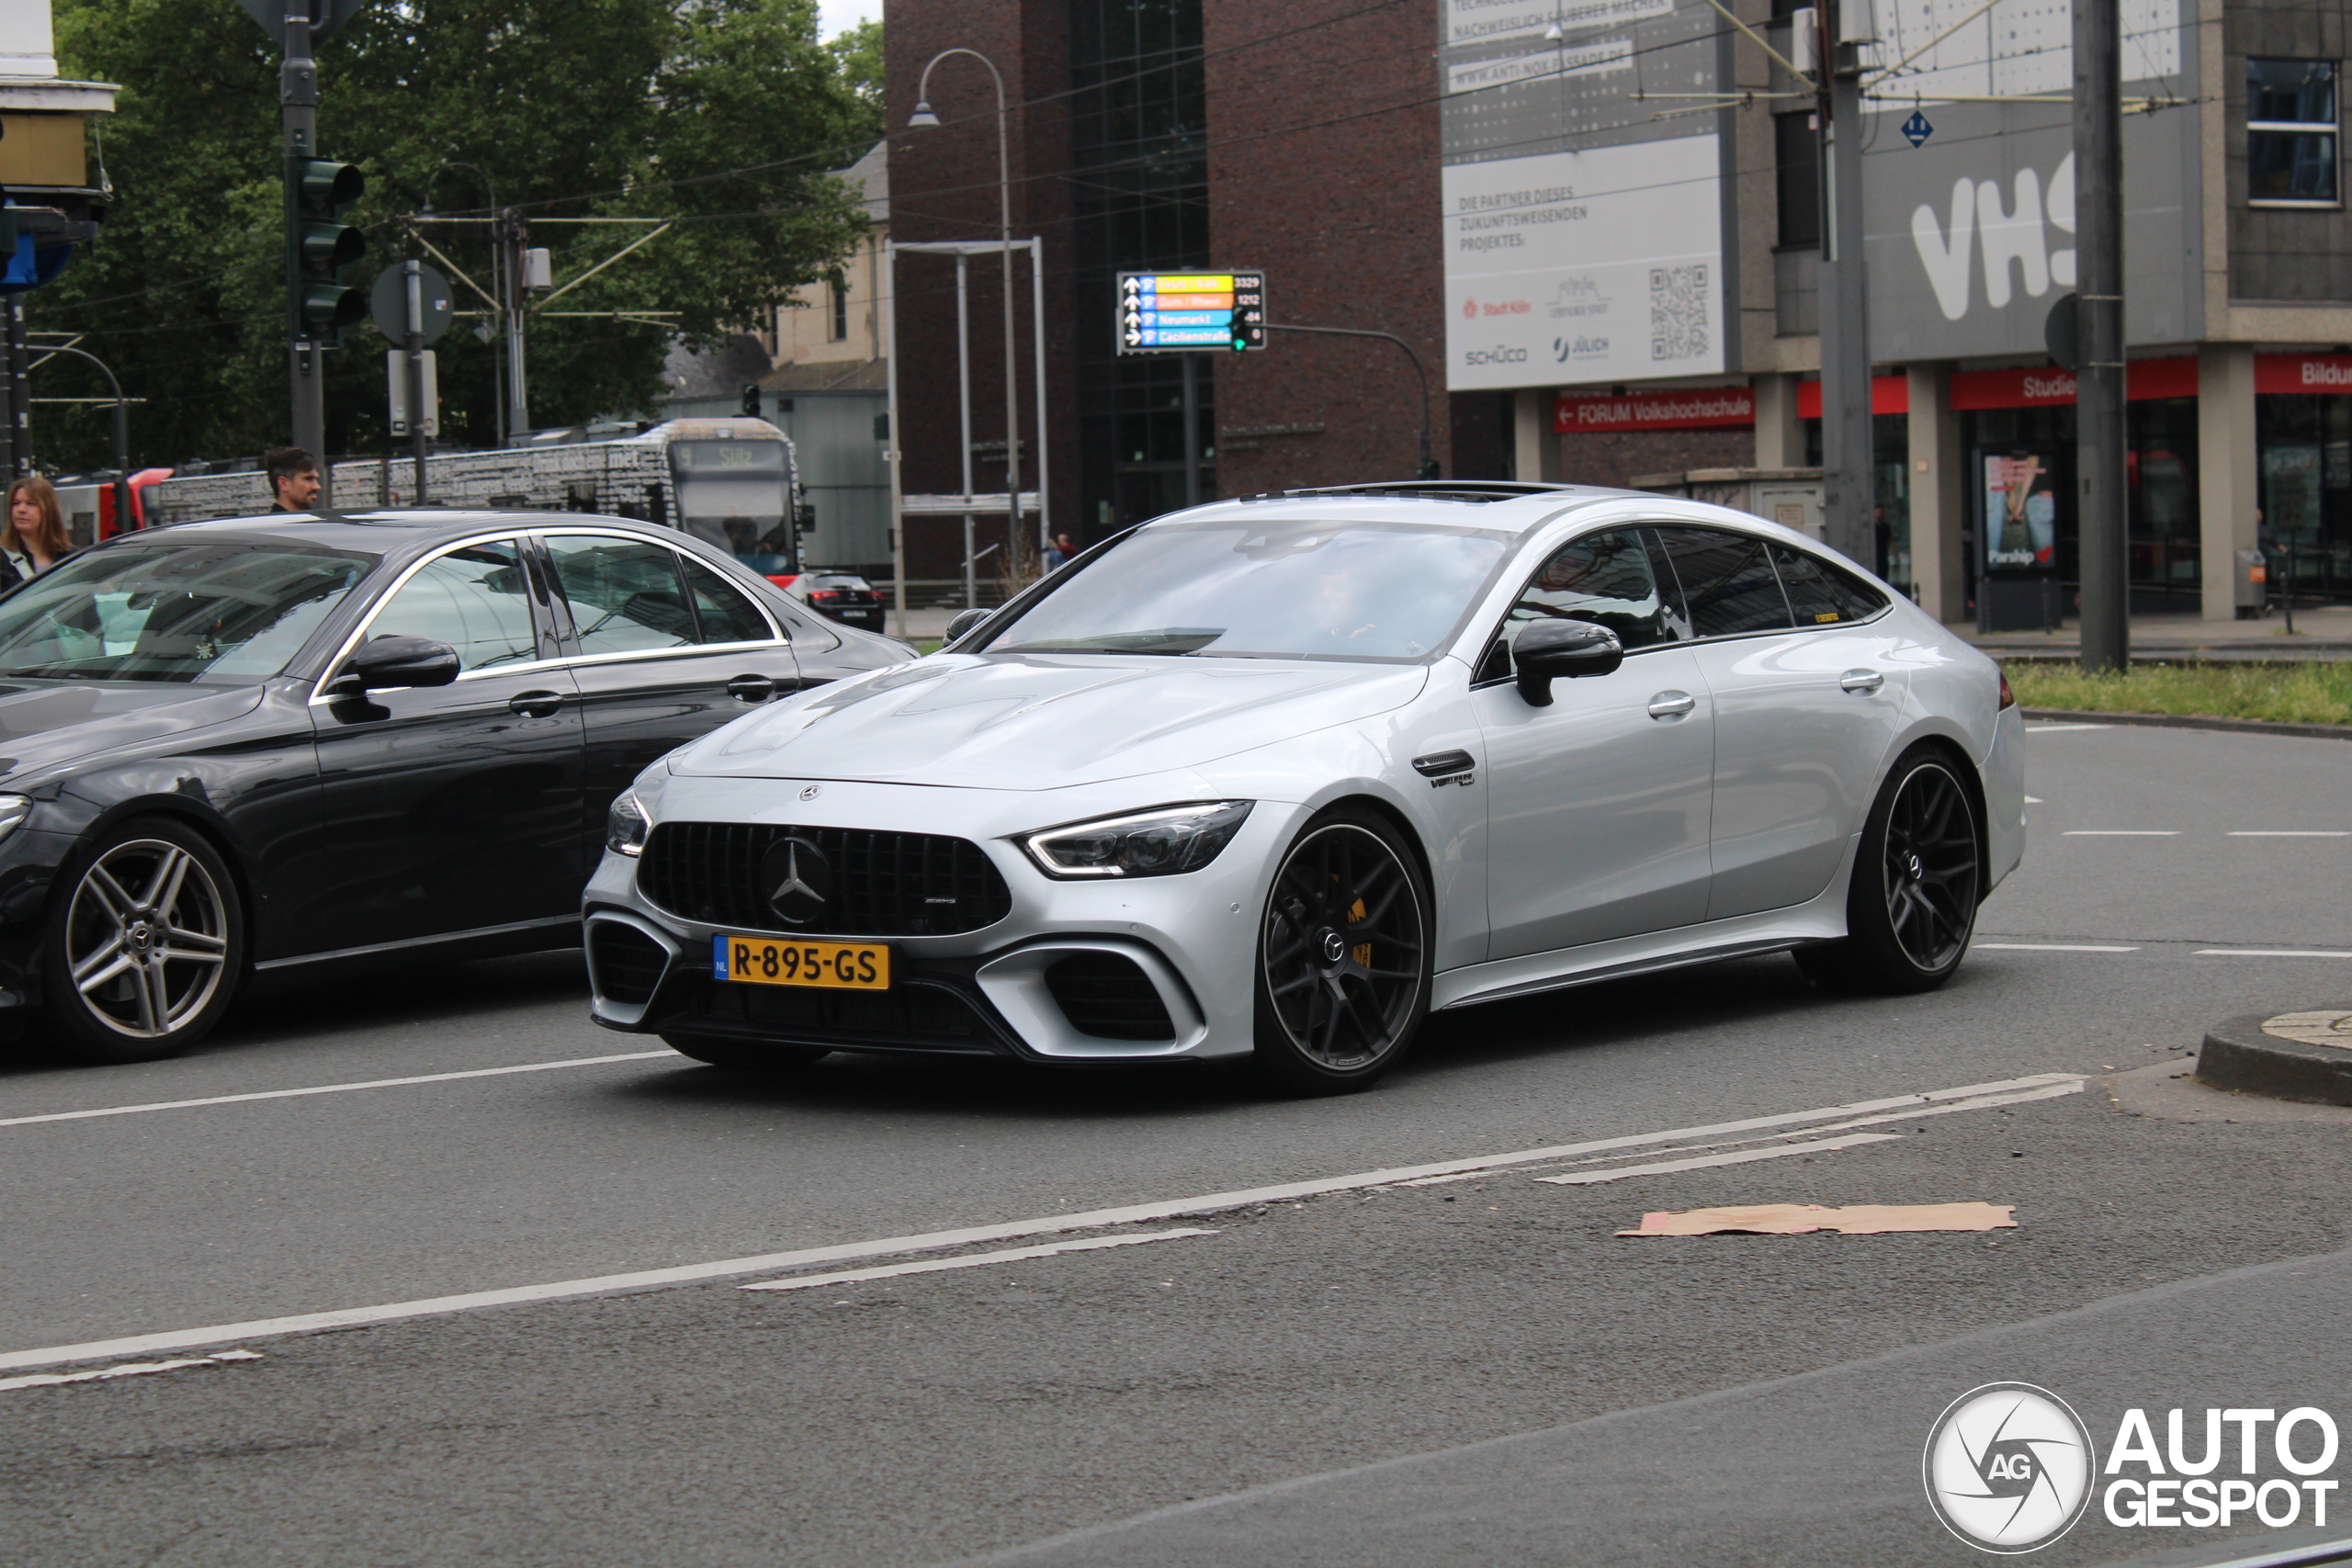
[0,540,375,683]
[982,519,1514,661]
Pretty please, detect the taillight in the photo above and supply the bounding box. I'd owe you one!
[809,590,838,601]
[1998,672,2016,711]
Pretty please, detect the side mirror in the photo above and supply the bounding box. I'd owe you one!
[943,606,993,645]
[328,634,461,696]
[1512,619,1623,706]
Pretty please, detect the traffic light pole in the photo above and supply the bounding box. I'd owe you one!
[280,11,327,502]
[2074,0,2129,671]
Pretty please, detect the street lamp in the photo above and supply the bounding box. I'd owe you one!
[907,50,1027,578]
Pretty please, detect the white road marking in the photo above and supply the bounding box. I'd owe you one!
[0,1070,2084,1374]
[2026,723,2109,732]
[0,1052,673,1131]
[1973,942,2141,953]
[2063,830,2179,837]
[741,1229,1216,1293]
[0,1348,261,1394]
[2228,830,2349,838]
[2193,949,2352,959]
[1537,1133,1905,1185]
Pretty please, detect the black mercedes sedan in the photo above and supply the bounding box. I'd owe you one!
[0,510,910,1064]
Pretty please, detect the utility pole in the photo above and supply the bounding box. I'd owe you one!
[280,8,324,495]
[403,257,428,499]
[2074,0,2128,671]
[1817,0,1874,570]
[502,210,528,438]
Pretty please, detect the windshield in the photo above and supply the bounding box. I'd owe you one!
[0,540,374,683]
[980,518,1514,661]
[668,438,790,563]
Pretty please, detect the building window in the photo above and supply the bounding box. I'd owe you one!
[1775,112,1820,248]
[2247,58,2339,207]
[829,279,849,342]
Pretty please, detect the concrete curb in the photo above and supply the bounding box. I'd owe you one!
[2021,707,2352,741]
[2197,1013,2352,1107]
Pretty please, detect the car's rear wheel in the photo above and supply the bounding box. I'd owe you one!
[661,1033,831,1071]
[41,818,244,1064]
[1796,750,1982,994]
[1251,808,1431,1095]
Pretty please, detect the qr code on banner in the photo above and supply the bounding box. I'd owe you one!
[1650,265,1709,362]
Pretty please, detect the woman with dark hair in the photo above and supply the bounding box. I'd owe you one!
[4,474,72,578]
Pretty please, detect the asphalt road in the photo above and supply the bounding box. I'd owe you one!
[3,722,2348,1566]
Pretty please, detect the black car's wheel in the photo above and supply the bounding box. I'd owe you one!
[1251,808,1432,1095]
[661,1033,831,1071]
[1796,750,1982,995]
[41,818,244,1064]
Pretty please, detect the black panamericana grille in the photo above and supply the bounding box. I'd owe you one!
[637,822,1012,937]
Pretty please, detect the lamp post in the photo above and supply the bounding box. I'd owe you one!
[909,48,1026,584]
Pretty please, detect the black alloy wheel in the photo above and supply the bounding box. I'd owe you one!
[1797,751,1982,995]
[661,1033,831,1071]
[1252,809,1431,1094]
[41,818,245,1064]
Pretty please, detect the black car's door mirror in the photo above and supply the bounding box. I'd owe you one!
[1512,619,1623,706]
[944,607,992,645]
[328,634,462,696]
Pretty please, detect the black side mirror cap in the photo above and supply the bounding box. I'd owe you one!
[1512,619,1624,706]
[332,634,462,695]
[943,607,992,645]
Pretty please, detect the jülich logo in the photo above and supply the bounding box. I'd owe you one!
[1923,1383,2097,1552]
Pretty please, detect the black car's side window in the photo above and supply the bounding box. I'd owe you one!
[1770,542,1887,625]
[541,535,696,656]
[1649,526,1793,638]
[369,540,539,671]
[680,558,774,646]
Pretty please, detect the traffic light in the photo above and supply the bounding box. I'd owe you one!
[740,382,763,419]
[287,156,366,344]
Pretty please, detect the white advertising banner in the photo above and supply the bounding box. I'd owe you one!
[1442,136,1722,391]
[1441,0,1674,49]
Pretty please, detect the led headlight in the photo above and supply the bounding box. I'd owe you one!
[0,795,28,845]
[605,792,650,858]
[1022,800,1253,879]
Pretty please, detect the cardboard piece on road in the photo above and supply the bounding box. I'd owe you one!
[1617,1202,2018,1236]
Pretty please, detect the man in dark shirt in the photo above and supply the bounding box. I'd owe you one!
[264,446,322,513]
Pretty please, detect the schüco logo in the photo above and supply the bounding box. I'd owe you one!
[1924,1383,2097,1553]
[1462,344,1529,366]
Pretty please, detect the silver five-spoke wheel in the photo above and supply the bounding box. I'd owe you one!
[44,820,244,1063]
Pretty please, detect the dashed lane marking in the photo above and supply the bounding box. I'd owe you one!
[2063,830,2180,836]
[0,1052,673,1131]
[0,1071,2082,1374]
[0,1348,261,1395]
[2026,723,2110,732]
[2193,948,2352,959]
[741,1229,1216,1293]
[2228,830,2349,838]
[1973,943,2141,953]
[1536,1132,1905,1185]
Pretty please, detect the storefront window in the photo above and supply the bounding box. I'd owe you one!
[2257,394,2352,600]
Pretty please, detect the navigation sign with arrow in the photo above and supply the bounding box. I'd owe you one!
[1902,109,1935,147]
[1116,269,1268,355]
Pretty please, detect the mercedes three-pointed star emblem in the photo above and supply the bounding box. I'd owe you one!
[760,835,831,926]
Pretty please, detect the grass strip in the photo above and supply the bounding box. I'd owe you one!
[2004,660,2352,726]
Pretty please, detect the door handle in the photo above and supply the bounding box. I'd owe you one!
[1646,690,1697,719]
[1839,669,1885,694]
[507,690,566,718]
[726,674,777,704]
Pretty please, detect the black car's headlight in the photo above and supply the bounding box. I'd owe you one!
[0,795,28,845]
[1021,800,1253,879]
[606,792,650,858]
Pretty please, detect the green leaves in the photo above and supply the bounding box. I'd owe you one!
[38,0,877,471]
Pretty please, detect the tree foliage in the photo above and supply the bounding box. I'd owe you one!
[37,0,880,471]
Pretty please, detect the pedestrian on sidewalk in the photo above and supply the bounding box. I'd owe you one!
[1,474,72,582]
[265,447,322,513]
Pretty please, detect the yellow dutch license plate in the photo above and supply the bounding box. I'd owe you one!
[714,934,890,990]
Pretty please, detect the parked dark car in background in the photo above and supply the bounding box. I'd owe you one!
[0,510,910,1064]
[782,570,887,633]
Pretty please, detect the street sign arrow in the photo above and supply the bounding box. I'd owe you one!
[1124,331,1142,345]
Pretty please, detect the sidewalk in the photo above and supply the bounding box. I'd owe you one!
[1959,604,2352,660]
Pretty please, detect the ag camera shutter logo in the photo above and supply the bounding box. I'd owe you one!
[1923,1382,2097,1552]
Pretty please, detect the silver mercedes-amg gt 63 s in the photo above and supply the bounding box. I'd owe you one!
[583,480,2026,1093]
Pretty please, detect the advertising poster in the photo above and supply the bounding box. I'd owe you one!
[1983,453,2060,574]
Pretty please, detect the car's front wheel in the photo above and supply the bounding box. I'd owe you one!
[41,818,244,1064]
[1796,749,1982,994]
[1251,807,1432,1094]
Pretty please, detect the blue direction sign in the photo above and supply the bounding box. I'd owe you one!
[1902,109,1935,148]
[1117,270,1268,354]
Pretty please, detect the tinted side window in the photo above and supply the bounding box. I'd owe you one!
[370,540,538,671]
[1771,543,1887,626]
[1650,526,1792,637]
[1500,529,1677,660]
[681,558,773,645]
[542,535,695,656]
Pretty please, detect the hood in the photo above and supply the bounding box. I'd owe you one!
[0,682,268,781]
[670,654,1429,790]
